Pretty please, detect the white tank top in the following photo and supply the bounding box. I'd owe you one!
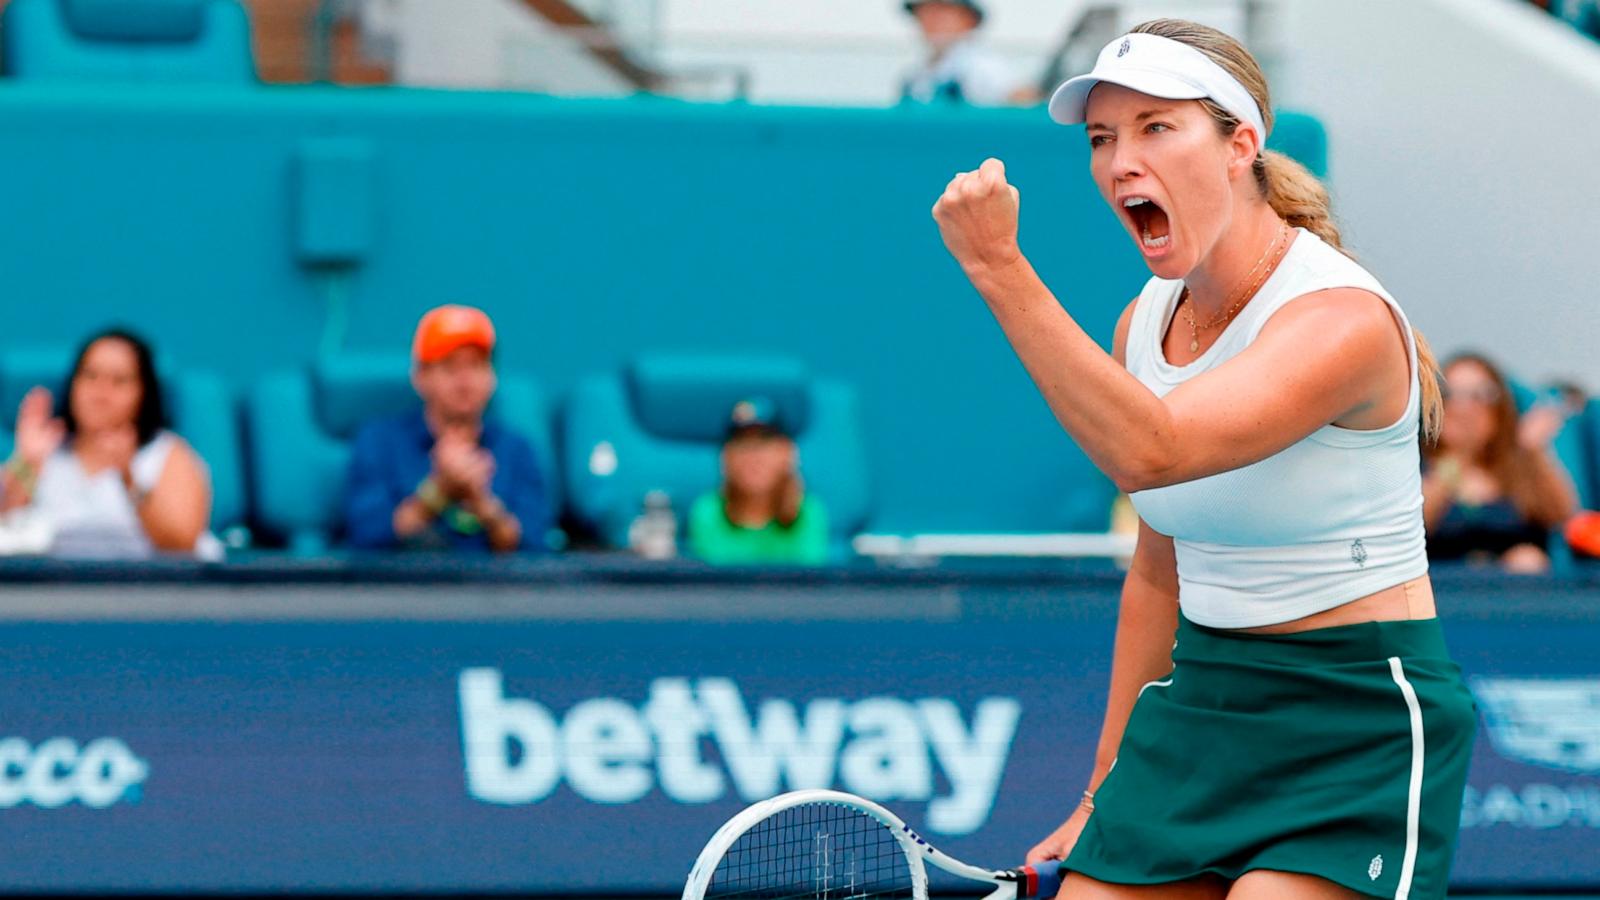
[1125,228,1428,628]
[31,430,209,559]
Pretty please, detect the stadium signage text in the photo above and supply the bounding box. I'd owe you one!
[0,737,148,809]
[1469,677,1600,775]
[458,668,1021,834]
[1461,783,1600,829]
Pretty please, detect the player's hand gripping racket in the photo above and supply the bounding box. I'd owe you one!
[683,789,1066,900]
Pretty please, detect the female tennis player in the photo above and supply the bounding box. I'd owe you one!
[932,19,1475,900]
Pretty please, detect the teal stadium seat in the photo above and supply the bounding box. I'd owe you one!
[562,353,870,554]
[1,0,253,83]
[0,346,245,533]
[247,355,558,554]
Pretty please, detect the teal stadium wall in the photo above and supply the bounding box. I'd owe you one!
[0,85,1326,535]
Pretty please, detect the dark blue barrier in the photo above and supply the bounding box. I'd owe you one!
[0,561,1594,892]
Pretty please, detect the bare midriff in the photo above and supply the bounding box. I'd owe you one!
[1237,575,1436,635]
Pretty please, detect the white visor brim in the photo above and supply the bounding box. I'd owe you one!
[1048,69,1209,126]
[1046,32,1267,141]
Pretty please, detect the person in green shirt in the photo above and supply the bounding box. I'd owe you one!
[688,398,829,566]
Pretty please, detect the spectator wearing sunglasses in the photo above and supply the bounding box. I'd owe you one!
[1421,353,1578,573]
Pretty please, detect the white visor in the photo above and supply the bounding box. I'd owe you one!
[1047,32,1266,141]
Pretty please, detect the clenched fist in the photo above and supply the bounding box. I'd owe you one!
[932,157,1022,273]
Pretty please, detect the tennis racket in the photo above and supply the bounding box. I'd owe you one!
[682,789,1067,900]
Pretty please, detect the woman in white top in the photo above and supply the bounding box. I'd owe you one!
[933,19,1474,900]
[1,329,211,559]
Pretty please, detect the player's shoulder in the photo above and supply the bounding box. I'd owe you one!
[1267,286,1395,326]
[1256,287,1404,367]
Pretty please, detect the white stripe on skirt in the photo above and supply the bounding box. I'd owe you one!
[1105,676,1176,777]
[1387,656,1425,900]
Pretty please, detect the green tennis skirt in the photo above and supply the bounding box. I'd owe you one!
[1066,614,1477,899]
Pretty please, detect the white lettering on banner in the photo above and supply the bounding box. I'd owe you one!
[697,678,846,797]
[839,699,931,801]
[643,679,723,803]
[1460,783,1600,829]
[562,699,653,804]
[459,669,561,803]
[921,697,1021,835]
[458,669,1022,836]
[0,737,147,809]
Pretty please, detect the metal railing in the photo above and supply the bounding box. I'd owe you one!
[565,0,662,50]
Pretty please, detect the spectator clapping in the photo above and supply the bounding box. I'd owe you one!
[342,305,552,554]
[1,329,214,559]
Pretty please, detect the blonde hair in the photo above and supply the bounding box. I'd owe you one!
[1130,18,1444,443]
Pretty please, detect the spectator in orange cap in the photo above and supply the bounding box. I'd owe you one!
[342,305,552,554]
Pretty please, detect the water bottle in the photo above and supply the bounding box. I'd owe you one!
[628,490,678,560]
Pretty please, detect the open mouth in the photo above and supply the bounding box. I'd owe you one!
[1122,197,1172,252]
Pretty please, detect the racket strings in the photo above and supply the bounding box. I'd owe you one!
[706,802,913,900]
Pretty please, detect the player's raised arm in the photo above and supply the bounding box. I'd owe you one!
[933,162,1405,494]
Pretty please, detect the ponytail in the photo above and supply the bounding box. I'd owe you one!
[1256,149,1443,443]
[1411,330,1445,446]
[1257,150,1341,250]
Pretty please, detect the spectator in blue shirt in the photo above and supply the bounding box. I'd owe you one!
[343,305,550,553]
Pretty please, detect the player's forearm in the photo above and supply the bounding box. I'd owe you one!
[1089,571,1181,790]
[966,257,1177,492]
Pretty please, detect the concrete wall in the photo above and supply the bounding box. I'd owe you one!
[1280,0,1600,387]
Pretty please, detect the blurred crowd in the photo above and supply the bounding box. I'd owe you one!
[0,308,828,568]
[2,310,1596,573]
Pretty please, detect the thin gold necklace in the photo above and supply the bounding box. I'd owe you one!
[1180,222,1290,353]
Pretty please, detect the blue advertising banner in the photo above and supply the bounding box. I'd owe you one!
[0,573,1595,892]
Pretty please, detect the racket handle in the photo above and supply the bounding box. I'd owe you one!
[1033,860,1067,898]
[1008,860,1067,899]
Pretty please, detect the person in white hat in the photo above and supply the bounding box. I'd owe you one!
[900,0,1034,107]
[932,17,1473,900]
